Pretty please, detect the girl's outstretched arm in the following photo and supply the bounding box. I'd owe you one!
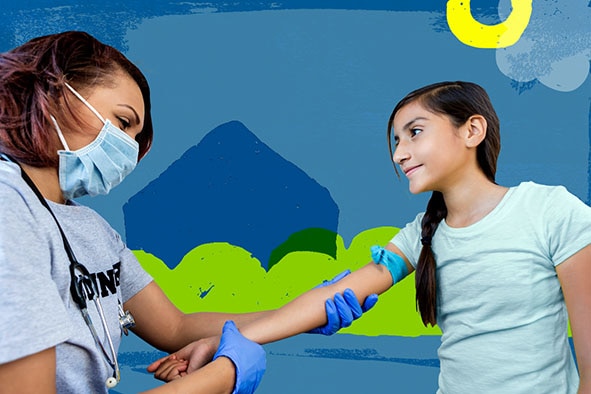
[240,243,412,344]
[556,244,591,394]
[147,244,412,380]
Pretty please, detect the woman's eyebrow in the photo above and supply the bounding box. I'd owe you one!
[117,104,140,124]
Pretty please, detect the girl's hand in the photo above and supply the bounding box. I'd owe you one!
[147,335,220,382]
[149,355,188,381]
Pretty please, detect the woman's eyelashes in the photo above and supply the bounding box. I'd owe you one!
[116,116,131,131]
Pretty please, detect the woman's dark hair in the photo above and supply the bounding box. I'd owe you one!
[0,30,153,167]
[387,81,501,326]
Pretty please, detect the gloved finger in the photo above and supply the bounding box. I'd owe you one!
[333,292,354,327]
[342,288,363,319]
[362,293,379,312]
[307,298,340,335]
[316,269,351,288]
[329,269,351,284]
[323,298,340,333]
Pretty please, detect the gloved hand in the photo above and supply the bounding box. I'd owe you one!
[308,269,379,335]
[213,320,266,394]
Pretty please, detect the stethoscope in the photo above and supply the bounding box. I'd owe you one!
[2,155,135,389]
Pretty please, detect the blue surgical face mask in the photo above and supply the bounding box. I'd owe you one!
[52,83,139,200]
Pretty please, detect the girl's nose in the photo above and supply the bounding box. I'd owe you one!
[393,142,409,165]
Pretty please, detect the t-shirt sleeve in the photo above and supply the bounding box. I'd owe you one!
[0,185,73,364]
[119,245,154,303]
[390,212,424,269]
[544,186,591,267]
[105,228,153,303]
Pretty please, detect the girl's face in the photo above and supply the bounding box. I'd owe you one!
[61,71,145,151]
[391,101,474,194]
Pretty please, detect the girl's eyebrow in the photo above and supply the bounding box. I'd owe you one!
[402,116,428,132]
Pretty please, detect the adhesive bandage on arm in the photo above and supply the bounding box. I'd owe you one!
[370,245,409,285]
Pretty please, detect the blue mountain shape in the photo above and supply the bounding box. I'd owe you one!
[123,120,339,269]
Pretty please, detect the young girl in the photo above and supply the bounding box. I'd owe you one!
[0,31,375,394]
[155,81,591,393]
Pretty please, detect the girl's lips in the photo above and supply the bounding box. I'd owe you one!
[404,165,422,177]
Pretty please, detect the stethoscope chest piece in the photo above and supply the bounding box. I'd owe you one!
[118,303,135,335]
[106,376,118,389]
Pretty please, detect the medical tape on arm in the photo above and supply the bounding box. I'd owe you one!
[370,245,409,285]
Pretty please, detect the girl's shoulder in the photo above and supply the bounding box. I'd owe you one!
[511,182,591,228]
[513,181,586,206]
[514,180,563,193]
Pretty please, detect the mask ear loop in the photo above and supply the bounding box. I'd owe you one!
[64,82,106,124]
[50,115,71,151]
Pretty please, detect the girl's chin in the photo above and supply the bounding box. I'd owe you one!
[408,183,425,194]
[408,182,432,195]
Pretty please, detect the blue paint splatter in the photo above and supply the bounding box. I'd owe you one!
[0,0,506,52]
[510,80,539,94]
[272,347,440,368]
[118,350,168,369]
[199,284,215,299]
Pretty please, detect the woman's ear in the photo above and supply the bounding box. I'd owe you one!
[464,115,487,148]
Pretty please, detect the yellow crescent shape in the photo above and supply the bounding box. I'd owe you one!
[446,0,533,48]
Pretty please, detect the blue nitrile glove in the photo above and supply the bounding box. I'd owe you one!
[308,269,379,335]
[213,321,266,394]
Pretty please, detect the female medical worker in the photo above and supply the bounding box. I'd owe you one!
[0,31,376,394]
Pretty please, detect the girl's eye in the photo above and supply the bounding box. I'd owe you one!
[410,127,423,137]
[117,117,131,130]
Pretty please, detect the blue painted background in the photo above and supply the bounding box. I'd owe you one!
[2,0,589,392]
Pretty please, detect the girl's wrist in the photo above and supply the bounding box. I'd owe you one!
[209,357,236,392]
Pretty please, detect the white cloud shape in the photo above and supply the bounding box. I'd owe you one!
[496,0,591,92]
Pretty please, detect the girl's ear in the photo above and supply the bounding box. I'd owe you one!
[464,115,487,148]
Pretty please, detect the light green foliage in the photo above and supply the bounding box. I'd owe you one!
[134,226,442,336]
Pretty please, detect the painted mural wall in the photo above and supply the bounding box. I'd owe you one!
[2,0,589,392]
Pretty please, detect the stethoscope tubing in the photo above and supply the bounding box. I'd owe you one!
[1,154,123,388]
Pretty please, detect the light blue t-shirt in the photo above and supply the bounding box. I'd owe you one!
[0,160,153,393]
[392,182,591,394]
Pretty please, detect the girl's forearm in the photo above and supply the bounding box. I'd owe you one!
[240,262,393,344]
[143,357,235,394]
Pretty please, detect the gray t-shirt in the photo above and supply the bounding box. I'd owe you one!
[392,182,591,394]
[0,160,153,393]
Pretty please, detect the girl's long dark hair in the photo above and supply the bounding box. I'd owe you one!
[0,31,153,167]
[387,81,501,326]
